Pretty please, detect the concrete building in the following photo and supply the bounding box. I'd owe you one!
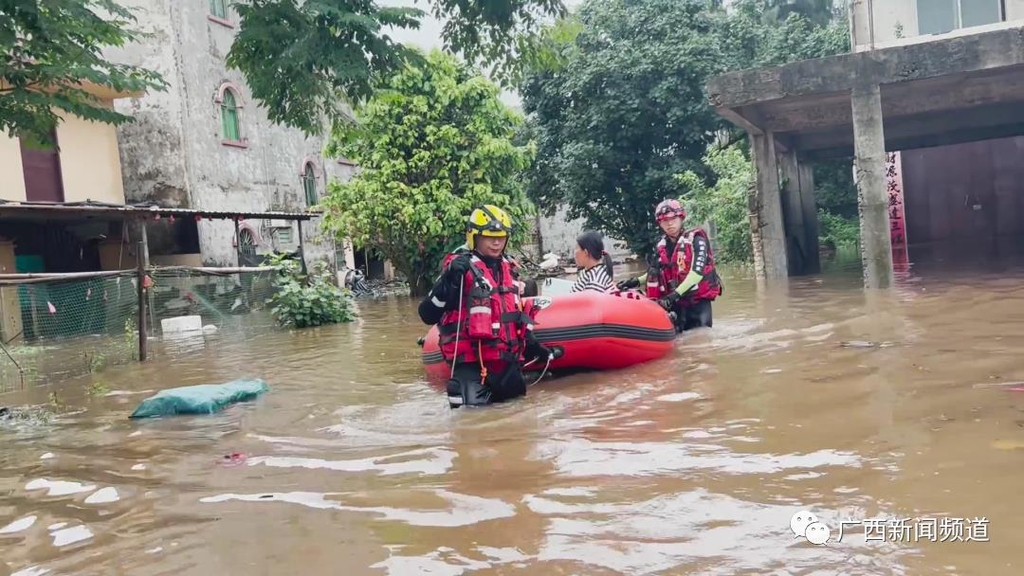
[104,0,359,270]
[707,0,1024,288]
[535,208,633,265]
[1,84,140,344]
[0,83,136,207]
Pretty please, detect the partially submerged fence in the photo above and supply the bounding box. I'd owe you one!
[0,266,277,394]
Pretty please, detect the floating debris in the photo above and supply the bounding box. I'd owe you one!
[972,381,1024,390]
[991,439,1024,450]
[840,341,898,349]
[220,453,248,467]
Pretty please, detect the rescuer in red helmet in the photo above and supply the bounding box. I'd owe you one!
[616,199,722,332]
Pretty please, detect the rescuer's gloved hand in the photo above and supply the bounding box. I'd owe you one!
[524,339,552,363]
[658,291,681,311]
[616,277,640,291]
[445,255,472,284]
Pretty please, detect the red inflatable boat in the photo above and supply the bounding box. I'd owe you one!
[420,290,677,384]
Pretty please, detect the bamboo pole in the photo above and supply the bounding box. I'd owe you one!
[137,223,150,362]
[146,266,275,274]
[0,270,131,284]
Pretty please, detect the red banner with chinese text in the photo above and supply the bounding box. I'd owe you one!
[885,151,909,270]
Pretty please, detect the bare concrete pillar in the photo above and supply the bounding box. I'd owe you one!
[749,132,788,284]
[778,150,820,275]
[778,150,822,276]
[798,161,820,274]
[851,83,894,289]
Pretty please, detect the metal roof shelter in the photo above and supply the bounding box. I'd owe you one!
[705,25,1024,288]
[0,200,316,222]
[0,200,320,363]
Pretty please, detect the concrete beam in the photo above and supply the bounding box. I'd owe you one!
[707,25,1024,110]
[716,106,764,135]
[851,84,893,289]
[802,121,1024,160]
[753,67,1024,133]
[796,100,1024,159]
[749,132,788,285]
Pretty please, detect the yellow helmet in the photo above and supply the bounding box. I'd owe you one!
[465,204,513,250]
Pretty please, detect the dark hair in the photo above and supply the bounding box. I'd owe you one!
[576,231,614,278]
[522,278,539,297]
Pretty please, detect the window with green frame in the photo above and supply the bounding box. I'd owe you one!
[221,89,240,141]
[303,163,318,205]
[209,0,228,19]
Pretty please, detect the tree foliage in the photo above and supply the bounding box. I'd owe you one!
[227,0,566,136]
[520,0,727,258]
[519,0,851,259]
[762,0,839,27]
[0,0,167,143]
[320,50,535,296]
[718,0,849,71]
[677,143,755,265]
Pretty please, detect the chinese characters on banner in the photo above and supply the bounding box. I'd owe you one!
[885,151,909,270]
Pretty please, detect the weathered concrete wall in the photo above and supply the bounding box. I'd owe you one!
[106,0,190,209]
[852,0,1024,51]
[537,206,632,263]
[852,0,917,48]
[57,112,127,204]
[110,0,351,268]
[0,134,27,201]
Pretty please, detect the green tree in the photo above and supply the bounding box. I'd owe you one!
[716,0,849,73]
[320,50,535,296]
[520,0,729,258]
[677,143,755,265]
[0,0,167,143]
[227,0,567,136]
[763,0,838,27]
[519,0,850,260]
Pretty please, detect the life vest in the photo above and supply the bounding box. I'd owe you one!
[437,251,532,366]
[655,228,722,302]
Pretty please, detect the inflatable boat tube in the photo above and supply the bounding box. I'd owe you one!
[420,290,676,384]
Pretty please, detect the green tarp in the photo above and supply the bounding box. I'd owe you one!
[129,379,269,419]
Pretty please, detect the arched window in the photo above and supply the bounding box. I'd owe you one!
[209,0,228,19]
[220,89,240,141]
[238,228,257,255]
[302,162,318,205]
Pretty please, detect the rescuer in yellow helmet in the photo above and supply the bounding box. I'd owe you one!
[418,205,551,408]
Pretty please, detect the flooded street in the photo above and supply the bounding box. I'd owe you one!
[3,257,1024,575]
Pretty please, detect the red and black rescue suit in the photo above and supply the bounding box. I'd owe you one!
[418,249,550,408]
[653,231,722,332]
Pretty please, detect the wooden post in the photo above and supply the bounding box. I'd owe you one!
[233,218,242,266]
[136,221,150,362]
[297,220,308,274]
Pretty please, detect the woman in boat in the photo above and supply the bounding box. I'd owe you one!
[571,231,615,294]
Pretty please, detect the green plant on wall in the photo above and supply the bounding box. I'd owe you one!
[266,253,356,329]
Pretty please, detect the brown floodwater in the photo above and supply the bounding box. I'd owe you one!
[3,252,1024,576]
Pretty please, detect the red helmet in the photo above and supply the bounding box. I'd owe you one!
[655,199,685,222]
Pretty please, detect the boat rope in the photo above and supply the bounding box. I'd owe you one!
[449,278,464,380]
[528,353,553,387]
